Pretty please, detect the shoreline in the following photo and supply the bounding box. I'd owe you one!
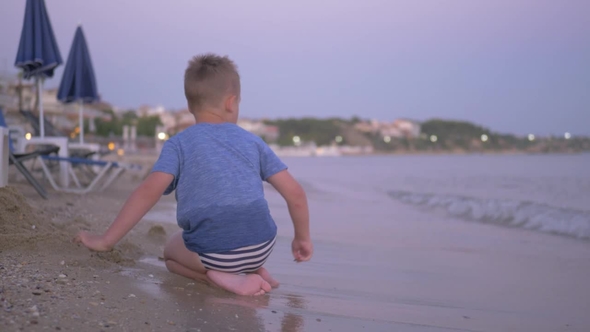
[0,181,291,331]
[277,150,589,157]
[0,178,409,332]
[2,154,590,331]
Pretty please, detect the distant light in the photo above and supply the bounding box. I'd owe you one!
[528,134,535,141]
[117,148,125,156]
[335,135,343,143]
[383,135,391,143]
[74,127,80,134]
[293,136,301,145]
[107,142,115,151]
[481,134,488,142]
[430,135,438,143]
[564,132,571,140]
[25,133,32,140]
[157,132,167,141]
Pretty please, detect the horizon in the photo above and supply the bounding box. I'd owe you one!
[1,0,589,136]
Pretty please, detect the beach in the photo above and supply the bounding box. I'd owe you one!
[1,154,590,331]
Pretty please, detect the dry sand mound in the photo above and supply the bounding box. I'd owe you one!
[147,224,166,237]
[0,187,40,233]
[0,187,59,251]
[0,187,140,266]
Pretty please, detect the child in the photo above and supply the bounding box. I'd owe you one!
[75,54,312,296]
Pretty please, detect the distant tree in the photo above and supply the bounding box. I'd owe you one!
[257,117,590,153]
[267,118,342,146]
[121,110,138,125]
[91,110,161,137]
[93,109,121,137]
[136,115,162,136]
[420,119,491,140]
[349,116,362,124]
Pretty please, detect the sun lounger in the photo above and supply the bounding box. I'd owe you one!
[1,109,59,199]
[37,155,141,194]
[20,109,67,137]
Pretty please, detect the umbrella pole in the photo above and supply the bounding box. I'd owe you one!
[79,100,84,144]
[37,77,44,138]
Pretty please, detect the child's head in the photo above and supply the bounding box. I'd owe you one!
[184,54,241,122]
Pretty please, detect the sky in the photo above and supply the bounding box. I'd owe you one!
[1,0,589,136]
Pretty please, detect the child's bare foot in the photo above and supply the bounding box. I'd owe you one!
[255,267,280,288]
[207,270,272,296]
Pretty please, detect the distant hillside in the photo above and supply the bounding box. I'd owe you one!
[264,117,590,154]
[264,118,344,146]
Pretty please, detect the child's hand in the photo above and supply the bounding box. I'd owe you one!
[292,238,313,262]
[74,231,113,252]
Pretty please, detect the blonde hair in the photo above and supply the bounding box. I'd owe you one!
[184,54,240,112]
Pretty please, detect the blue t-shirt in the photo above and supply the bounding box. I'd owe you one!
[151,123,287,254]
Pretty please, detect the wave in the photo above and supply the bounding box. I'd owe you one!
[387,190,590,240]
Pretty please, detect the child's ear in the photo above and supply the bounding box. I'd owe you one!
[224,95,239,113]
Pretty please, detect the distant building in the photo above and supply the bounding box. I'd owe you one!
[393,119,421,138]
[353,118,421,139]
[353,121,375,133]
[132,105,195,134]
[353,119,381,133]
[238,118,279,142]
[237,118,264,132]
[136,104,167,117]
[170,109,195,133]
[380,126,402,138]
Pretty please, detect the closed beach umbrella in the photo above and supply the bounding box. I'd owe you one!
[14,0,63,138]
[57,25,99,144]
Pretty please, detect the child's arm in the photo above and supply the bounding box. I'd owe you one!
[267,170,313,262]
[74,172,174,251]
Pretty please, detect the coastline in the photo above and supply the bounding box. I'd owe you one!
[364,150,589,156]
[0,173,410,332]
[2,154,590,331]
[281,149,588,157]
[0,180,322,332]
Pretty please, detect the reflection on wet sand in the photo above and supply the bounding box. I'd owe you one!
[280,294,306,332]
[129,259,312,331]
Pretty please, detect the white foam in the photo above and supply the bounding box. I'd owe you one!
[388,190,590,240]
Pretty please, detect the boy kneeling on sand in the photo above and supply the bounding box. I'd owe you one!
[75,54,313,296]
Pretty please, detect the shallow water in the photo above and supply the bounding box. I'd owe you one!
[143,154,590,331]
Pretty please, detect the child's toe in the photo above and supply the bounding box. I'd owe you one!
[261,280,272,292]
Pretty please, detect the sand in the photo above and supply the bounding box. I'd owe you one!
[2,154,590,332]
[0,179,271,331]
[1,176,378,332]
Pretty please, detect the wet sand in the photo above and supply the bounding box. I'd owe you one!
[0,184,432,332]
[1,168,410,331]
[1,155,590,331]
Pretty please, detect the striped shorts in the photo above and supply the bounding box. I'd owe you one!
[199,237,276,274]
